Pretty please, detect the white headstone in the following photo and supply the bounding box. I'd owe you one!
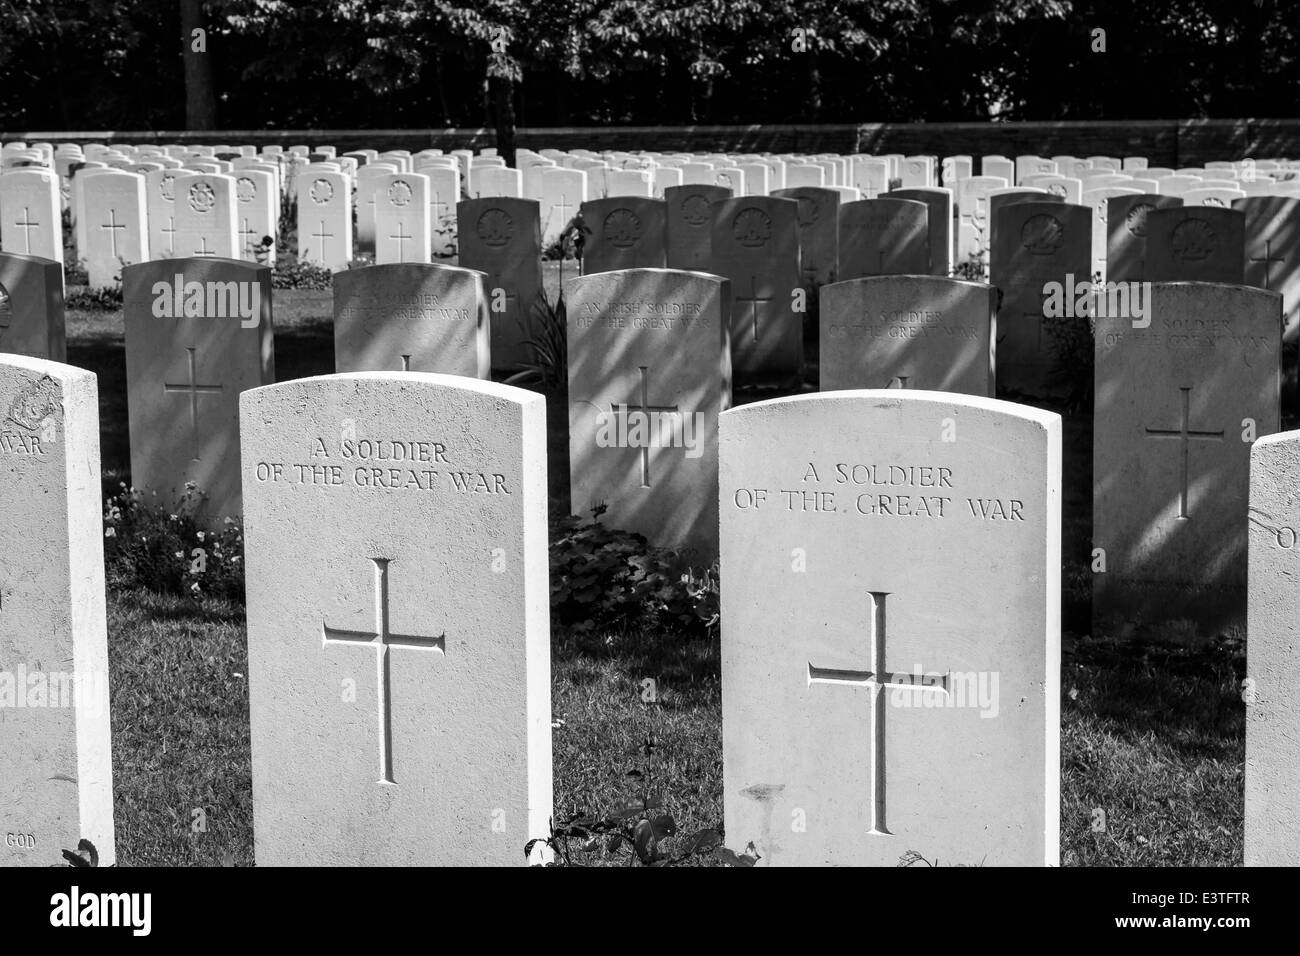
[374,173,432,265]
[0,169,63,262]
[296,170,353,270]
[81,170,147,288]
[241,372,552,865]
[0,355,115,867]
[172,173,239,260]
[720,390,1061,866]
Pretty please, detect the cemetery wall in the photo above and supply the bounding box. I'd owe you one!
[7,119,1300,163]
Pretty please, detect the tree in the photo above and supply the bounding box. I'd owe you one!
[181,0,217,130]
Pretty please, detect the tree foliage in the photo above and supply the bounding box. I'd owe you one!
[0,0,1294,130]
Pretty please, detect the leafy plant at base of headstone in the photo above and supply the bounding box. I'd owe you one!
[1044,311,1094,412]
[541,214,583,262]
[271,258,333,290]
[526,733,753,867]
[65,284,123,310]
[504,290,567,391]
[549,506,720,639]
[58,839,101,868]
[250,235,275,265]
[897,849,985,867]
[433,212,457,258]
[952,254,985,282]
[103,482,245,600]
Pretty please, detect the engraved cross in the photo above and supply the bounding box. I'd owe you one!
[322,558,446,785]
[808,591,950,836]
[1144,385,1224,519]
[163,347,224,460]
[737,275,773,343]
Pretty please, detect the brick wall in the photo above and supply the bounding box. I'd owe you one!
[5,120,1299,162]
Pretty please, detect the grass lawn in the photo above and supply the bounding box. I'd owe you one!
[74,278,1247,867]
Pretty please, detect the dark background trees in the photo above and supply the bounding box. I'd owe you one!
[0,1,1294,132]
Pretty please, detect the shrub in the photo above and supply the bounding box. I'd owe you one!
[66,284,123,310]
[542,213,584,261]
[103,483,244,601]
[528,731,752,867]
[271,258,333,290]
[549,506,719,639]
[504,290,568,391]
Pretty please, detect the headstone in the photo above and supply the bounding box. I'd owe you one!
[664,184,728,272]
[1078,172,1133,190]
[900,156,934,188]
[652,165,683,199]
[519,156,556,200]
[1105,194,1184,284]
[707,197,802,387]
[295,169,353,270]
[373,172,431,265]
[820,276,995,395]
[772,186,839,288]
[1081,186,1141,281]
[579,197,667,274]
[889,187,954,276]
[987,188,1060,228]
[0,252,64,361]
[955,175,1009,267]
[1246,429,1300,865]
[539,167,587,247]
[1158,174,1202,197]
[0,169,62,262]
[1093,283,1280,632]
[333,263,489,377]
[1145,206,1246,283]
[678,162,714,186]
[143,169,178,258]
[426,166,461,259]
[233,168,277,265]
[69,167,119,256]
[354,162,400,253]
[849,157,890,199]
[784,164,825,190]
[1025,175,1083,204]
[837,198,929,279]
[457,198,544,374]
[567,268,730,559]
[940,155,973,186]
[1015,155,1057,184]
[720,390,1061,866]
[241,373,552,866]
[1182,186,1246,207]
[1235,196,1300,345]
[79,170,147,286]
[474,166,523,199]
[606,169,653,198]
[123,258,275,521]
[0,355,115,867]
[990,201,1092,398]
[172,172,238,260]
[982,156,1015,183]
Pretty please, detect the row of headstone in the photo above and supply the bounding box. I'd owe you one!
[8,349,1300,866]
[6,146,1298,364]
[3,237,1282,624]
